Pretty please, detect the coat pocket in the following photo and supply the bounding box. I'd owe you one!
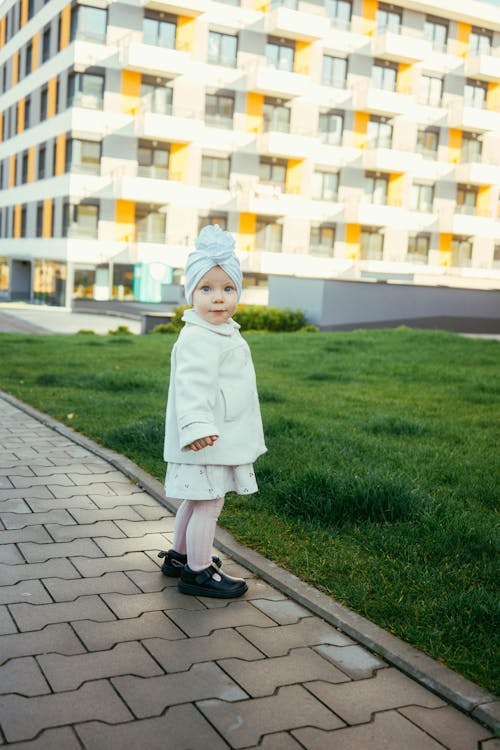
[220,386,245,422]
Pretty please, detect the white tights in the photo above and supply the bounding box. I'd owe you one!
[172,497,225,571]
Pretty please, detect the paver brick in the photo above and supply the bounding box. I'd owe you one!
[314,644,387,679]
[400,705,493,750]
[0,486,54,501]
[0,475,13,488]
[113,662,247,718]
[481,740,500,749]
[90,491,158,508]
[250,598,310,625]
[0,623,84,663]
[9,594,115,631]
[0,726,82,749]
[72,611,186,650]
[125,568,174,593]
[307,667,445,725]
[0,656,50,696]
[237,616,354,657]
[27,495,99,512]
[75,704,229,750]
[18,538,104,562]
[0,579,52,606]
[257,733,304,750]
[67,471,132,484]
[45,519,126,541]
[293,709,449,750]
[0,543,24,564]
[32,462,111,475]
[114,518,175,536]
[0,678,132,742]
[145,627,265,672]
[47,482,121,498]
[220,646,349,697]
[0,525,51,544]
[168,600,277,637]
[134,505,175,522]
[9,474,75,488]
[43,571,142,601]
[68,505,144,523]
[0,559,79,585]
[198,684,345,748]
[101,589,206,618]
[0,466,34,477]
[0,509,76,528]
[0,497,31,513]
[71,551,159,576]
[93,533,169,556]
[37,641,163,691]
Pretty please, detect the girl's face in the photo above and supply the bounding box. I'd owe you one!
[192,266,238,325]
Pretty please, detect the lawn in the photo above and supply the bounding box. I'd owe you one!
[0,327,498,694]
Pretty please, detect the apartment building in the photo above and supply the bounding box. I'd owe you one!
[0,0,499,305]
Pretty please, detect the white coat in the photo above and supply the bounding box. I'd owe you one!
[163,309,267,466]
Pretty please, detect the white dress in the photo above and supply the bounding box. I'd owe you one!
[164,462,258,501]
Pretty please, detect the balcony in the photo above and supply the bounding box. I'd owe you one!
[136,110,203,143]
[112,170,187,204]
[359,86,411,116]
[258,130,314,159]
[453,212,497,237]
[449,100,500,133]
[244,63,309,98]
[466,54,500,83]
[455,162,500,186]
[265,7,325,41]
[141,0,209,16]
[119,42,190,77]
[357,202,407,228]
[372,31,432,63]
[363,147,421,172]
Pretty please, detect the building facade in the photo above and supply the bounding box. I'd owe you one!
[0,0,499,305]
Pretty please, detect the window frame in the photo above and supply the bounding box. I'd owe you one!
[207,31,238,67]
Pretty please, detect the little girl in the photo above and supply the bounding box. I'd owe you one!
[158,224,267,598]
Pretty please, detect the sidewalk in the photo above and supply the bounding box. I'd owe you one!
[0,393,498,750]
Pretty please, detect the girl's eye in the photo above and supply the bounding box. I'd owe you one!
[224,286,235,293]
[201,286,210,292]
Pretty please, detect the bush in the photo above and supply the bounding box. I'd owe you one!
[150,323,179,334]
[160,304,309,333]
[108,325,133,336]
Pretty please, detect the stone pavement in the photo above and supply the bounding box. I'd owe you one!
[0,394,498,750]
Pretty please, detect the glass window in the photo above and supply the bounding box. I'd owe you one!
[140,79,173,115]
[419,75,442,107]
[20,205,27,237]
[138,144,169,179]
[256,218,282,252]
[40,86,48,120]
[38,146,46,180]
[36,202,44,237]
[416,128,439,158]
[25,42,32,77]
[21,151,29,184]
[42,26,51,63]
[70,5,107,43]
[266,38,294,71]
[376,4,401,33]
[464,80,487,109]
[407,234,430,264]
[199,214,228,231]
[207,31,238,67]
[205,92,235,129]
[259,158,286,190]
[312,171,338,201]
[424,17,448,52]
[143,16,176,48]
[325,0,351,29]
[263,98,290,133]
[372,62,397,91]
[360,228,384,260]
[25,96,31,129]
[493,243,500,268]
[456,185,477,215]
[367,117,392,148]
[0,256,9,293]
[66,139,101,175]
[451,236,472,267]
[67,72,105,109]
[411,183,434,212]
[63,203,99,238]
[321,55,347,88]
[318,111,343,145]
[34,260,67,305]
[364,173,388,204]
[461,133,482,162]
[135,207,166,243]
[310,225,335,257]
[469,28,492,56]
[201,155,230,188]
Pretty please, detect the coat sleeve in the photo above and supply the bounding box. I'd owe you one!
[174,329,220,450]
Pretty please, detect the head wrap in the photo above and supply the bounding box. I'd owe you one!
[184,224,242,305]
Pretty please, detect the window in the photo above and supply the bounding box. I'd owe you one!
[416,128,439,159]
[20,205,27,237]
[419,75,442,107]
[205,92,235,129]
[372,61,397,91]
[199,214,228,231]
[21,151,29,184]
[67,72,105,109]
[263,98,290,133]
[259,158,286,191]
[266,38,294,72]
[200,155,230,189]
[256,218,282,252]
[424,16,448,52]
[207,31,238,67]
[364,173,388,204]
[321,56,347,88]
[411,183,434,212]
[310,225,335,257]
[376,3,401,33]
[25,96,31,129]
[70,5,107,43]
[36,202,44,237]
[140,78,173,115]
[360,228,384,260]
[66,139,101,175]
[25,42,33,77]
[318,111,343,145]
[38,146,46,180]
[451,236,472,267]
[469,28,492,56]
[461,133,482,162]
[138,143,169,179]
[407,234,430,264]
[41,86,48,120]
[63,203,99,238]
[42,26,51,63]
[135,206,166,243]
[367,117,392,148]
[28,0,35,20]
[493,243,500,268]
[143,15,176,48]
[464,80,487,109]
[325,0,352,29]
[312,171,338,201]
[456,185,477,215]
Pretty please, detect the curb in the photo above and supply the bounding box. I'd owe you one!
[1,389,498,734]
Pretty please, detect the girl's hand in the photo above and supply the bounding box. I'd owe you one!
[188,435,219,452]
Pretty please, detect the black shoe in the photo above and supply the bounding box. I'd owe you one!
[178,563,248,599]
[157,549,222,577]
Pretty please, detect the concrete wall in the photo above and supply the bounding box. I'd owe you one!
[268,276,500,333]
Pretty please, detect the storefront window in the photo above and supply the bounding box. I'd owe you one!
[0,256,9,296]
[33,260,66,306]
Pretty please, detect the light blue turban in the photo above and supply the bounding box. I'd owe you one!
[184,224,242,305]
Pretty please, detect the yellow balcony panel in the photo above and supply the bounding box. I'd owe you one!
[455,162,500,186]
[258,131,314,160]
[246,64,309,98]
[136,111,203,143]
[365,88,411,116]
[363,147,420,173]
[466,55,500,83]
[142,0,209,17]
[120,42,190,77]
[265,8,325,41]
[373,31,432,64]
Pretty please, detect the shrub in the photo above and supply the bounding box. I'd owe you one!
[233,305,307,332]
[150,323,179,334]
[108,325,133,336]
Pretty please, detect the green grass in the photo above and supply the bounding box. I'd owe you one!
[0,327,498,694]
